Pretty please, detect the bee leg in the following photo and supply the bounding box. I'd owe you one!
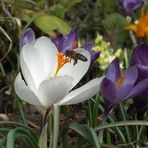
[69,58,72,63]
[73,60,77,65]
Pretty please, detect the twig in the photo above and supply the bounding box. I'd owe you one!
[0,27,12,62]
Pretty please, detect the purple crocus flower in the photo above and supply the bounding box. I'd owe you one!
[20,27,100,62]
[121,0,144,14]
[100,57,147,114]
[131,43,148,112]
[52,27,101,62]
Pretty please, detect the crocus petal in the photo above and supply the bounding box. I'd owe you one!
[34,36,58,77]
[62,27,78,51]
[20,55,37,92]
[58,77,104,105]
[57,48,91,88]
[131,43,148,66]
[21,37,58,89]
[20,28,35,49]
[100,77,117,103]
[124,66,138,84]
[133,88,148,111]
[106,58,121,83]
[52,36,64,52]
[116,83,133,101]
[90,51,101,62]
[122,0,143,13]
[136,65,148,81]
[21,44,45,90]
[38,76,73,107]
[21,44,48,90]
[126,79,148,99]
[14,73,41,106]
[81,42,100,61]
[132,1,144,10]
[81,42,94,51]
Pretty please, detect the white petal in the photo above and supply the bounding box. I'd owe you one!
[34,37,58,77]
[38,76,73,107]
[57,48,90,88]
[14,73,41,106]
[21,44,46,90]
[20,53,37,93]
[21,37,58,90]
[58,77,104,105]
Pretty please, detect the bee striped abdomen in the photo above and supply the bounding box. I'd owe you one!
[75,53,88,61]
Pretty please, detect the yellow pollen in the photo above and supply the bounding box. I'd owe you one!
[55,52,70,76]
[115,71,125,88]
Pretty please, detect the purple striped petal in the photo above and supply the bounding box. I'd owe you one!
[106,58,121,83]
[81,42,94,50]
[136,65,148,82]
[100,77,117,107]
[133,86,148,111]
[52,36,64,52]
[124,66,138,84]
[20,28,35,49]
[127,79,148,99]
[131,43,148,66]
[62,26,78,51]
[121,0,144,14]
[116,83,133,101]
[82,42,101,62]
[90,51,101,62]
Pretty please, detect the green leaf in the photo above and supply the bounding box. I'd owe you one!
[7,129,15,148]
[6,127,38,148]
[34,14,71,35]
[0,138,6,147]
[102,13,129,48]
[95,120,148,131]
[69,123,101,148]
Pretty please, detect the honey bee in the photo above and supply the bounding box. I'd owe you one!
[65,50,88,65]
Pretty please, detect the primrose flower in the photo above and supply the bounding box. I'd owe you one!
[92,34,122,70]
[14,30,103,107]
[52,27,101,62]
[131,43,148,111]
[100,57,147,113]
[125,12,148,37]
[121,0,144,14]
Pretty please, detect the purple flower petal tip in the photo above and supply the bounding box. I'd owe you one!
[52,36,64,52]
[121,0,144,14]
[82,42,101,61]
[53,26,78,51]
[91,51,101,62]
[20,28,35,49]
[106,57,121,83]
[81,42,94,51]
[131,43,148,66]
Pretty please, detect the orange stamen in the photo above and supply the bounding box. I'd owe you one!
[116,71,125,88]
[72,40,78,49]
[55,52,70,76]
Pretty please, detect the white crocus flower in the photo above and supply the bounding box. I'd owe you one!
[14,36,103,107]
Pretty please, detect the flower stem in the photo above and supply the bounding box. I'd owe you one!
[53,104,60,148]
